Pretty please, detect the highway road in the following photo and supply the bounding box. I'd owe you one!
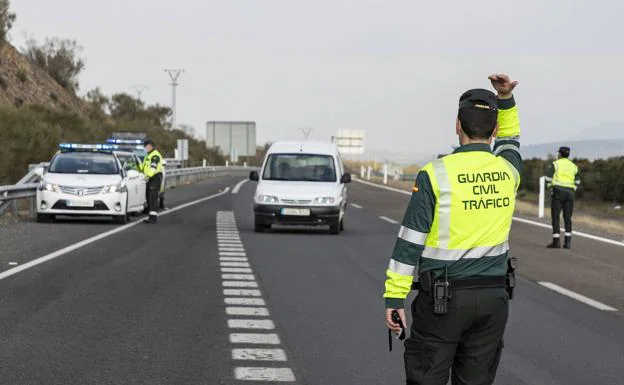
[0,175,623,384]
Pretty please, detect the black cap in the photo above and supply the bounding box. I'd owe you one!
[558,146,570,156]
[458,88,498,112]
[143,139,154,146]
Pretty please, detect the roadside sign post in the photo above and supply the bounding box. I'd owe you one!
[383,163,388,185]
[538,176,546,218]
[367,166,372,180]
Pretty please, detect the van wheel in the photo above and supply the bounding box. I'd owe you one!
[36,214,54,222]
[329,219,341,235]
[113,214,129,224]
[340,217,344,231]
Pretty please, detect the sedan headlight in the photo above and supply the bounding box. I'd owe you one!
[314,196,336,204]
[256,194,279,203]
[39,181,60,192]
[103,181,127,194]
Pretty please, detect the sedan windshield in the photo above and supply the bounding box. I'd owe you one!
[48,152,119,175]
[262,154,336,182]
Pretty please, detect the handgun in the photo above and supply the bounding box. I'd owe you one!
[388,310,406,351]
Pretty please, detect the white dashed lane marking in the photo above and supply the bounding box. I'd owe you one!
[350,203,363,209]
[379,216,399,224]
[216,210,296,382]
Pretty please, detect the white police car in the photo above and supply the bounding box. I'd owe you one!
[35,143,147,224]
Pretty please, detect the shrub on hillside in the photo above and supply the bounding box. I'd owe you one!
[23,37,85,92]
[0,0,16,45]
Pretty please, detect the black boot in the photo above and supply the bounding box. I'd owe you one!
[547,237,561,248]
[563,236,571,249]
[143,212,158,224]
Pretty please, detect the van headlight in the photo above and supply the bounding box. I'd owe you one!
[39,181,60,192]
[103,181,127,194]
[256,195,279,203]
[314,197,335,204]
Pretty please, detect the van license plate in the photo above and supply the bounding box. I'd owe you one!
[281,208,310,216]
[67,200,94,207]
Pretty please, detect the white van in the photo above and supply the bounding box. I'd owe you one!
[249,141,352,234]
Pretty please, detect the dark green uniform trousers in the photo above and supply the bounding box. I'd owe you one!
[404,287,509,385]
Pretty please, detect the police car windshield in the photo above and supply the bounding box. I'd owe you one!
[48,152,119,175]
[262,154,336,182]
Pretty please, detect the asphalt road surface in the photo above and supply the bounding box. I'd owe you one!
[0,176,623,384]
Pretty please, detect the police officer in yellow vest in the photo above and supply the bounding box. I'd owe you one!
[142,139,163,224]
[384,74,522,385]
[545,146,581,249]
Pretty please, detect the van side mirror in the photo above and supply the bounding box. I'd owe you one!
[340,173,351,184]
[249,171,259,181]
[33,167,44,178]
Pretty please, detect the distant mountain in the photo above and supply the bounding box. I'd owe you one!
[521,139,624,160]
[572,123,624,141]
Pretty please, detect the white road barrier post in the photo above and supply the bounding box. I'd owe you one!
[383,163,388,185]
[360,166,365,178]
[538,176,546,218]
[226,160,230,167]
[202,159,207,167]
[367,166,372,180]
[244,161,247,167]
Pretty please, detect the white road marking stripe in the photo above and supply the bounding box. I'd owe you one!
[353,177,624,248]
[218,235,241,239]
[218,242,243,247]
[217,231,239,234]
[219,257,248,262]
[538,282,617,312]
[219,252,247,257]
[224,289,262,297]
[0,188,233,282]
[225,297,266,306]
[221,267,253,273]
[350,203,363,209]
[222,274,255,280]
[232,179,248,194]
[226,307,270,316]
[222,281,258,287]
[234,367,295,381]
[220,262,251,267]
[218,239,242,243]
[232,348,287,361]
[228,319,275,329]
[219,248,246,252]
[230,333,281,344]
[379,216,399,224]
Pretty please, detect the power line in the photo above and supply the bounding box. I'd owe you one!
[164,69,185,130]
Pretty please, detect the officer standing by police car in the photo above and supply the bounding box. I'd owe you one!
[142,139,163,224]
[545,146,581,249]
[384,73,522,385]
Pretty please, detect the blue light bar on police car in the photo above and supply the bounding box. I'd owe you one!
[106,138,144,144]
[59,143,115,151]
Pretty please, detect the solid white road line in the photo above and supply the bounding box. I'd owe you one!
[232,348,287,361]
[222,274,255,280]
[350,203,363,209]
[379,216,399,224]
[222,281,258,287]
[230,333,281,344]
[219,252,247,257]
[220,262,251,267]
[234,367,295,382]
[221,268,253,273]
[225,297,266,306]
[0,188,232,282]
[226,307,270,316]
[224,289,262,297]
[228,319,275,329]
[353,177,624,248]
[219,257,248,262]
[232,179,248,194]
[538,282,618,312]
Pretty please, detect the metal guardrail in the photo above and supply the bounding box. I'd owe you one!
[0,165,254,217]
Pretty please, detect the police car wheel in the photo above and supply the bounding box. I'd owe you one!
[329,219,341,235]
[36,213,54,222]
[340,217,344,231]
[113,214,128,224]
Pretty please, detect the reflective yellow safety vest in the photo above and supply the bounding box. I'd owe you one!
[420,151,520,261]
[552,158,578,191]
[142,149,163,178]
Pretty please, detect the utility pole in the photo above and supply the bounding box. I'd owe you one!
[130,84,148,102]
[299,127,313,141]
[164,69,185,130]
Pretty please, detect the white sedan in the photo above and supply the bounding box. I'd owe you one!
[35,144,147,224]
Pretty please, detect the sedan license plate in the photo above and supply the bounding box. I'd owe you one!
[67,200,94,207]
[281,208,310,216]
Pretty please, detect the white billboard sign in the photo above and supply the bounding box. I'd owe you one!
[176,139,189,161]
[335,129,365,154]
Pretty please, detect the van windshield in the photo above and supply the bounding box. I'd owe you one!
[48,152,119,175]
[262,154,336,182]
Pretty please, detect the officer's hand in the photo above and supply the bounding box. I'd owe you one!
[488,74,518,99]
[385,308,407,333]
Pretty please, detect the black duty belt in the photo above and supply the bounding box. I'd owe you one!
[413,276,506,291]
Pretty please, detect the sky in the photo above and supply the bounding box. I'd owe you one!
[10,0,624,159]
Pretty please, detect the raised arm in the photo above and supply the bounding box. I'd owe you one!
[489,74,523,174]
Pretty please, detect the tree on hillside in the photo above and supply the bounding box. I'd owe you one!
[0,0,16,45]
[108,93,144,119]
[85,87,109,117]
[23,37,85,92]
